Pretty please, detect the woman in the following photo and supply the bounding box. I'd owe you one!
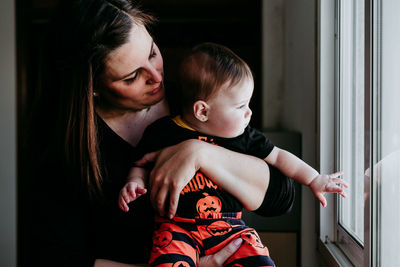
[24,0,294,266]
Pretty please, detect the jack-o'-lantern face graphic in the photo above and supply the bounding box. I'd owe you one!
[172,261,191,267]
[196,193,222,218]
[206,220,232,236]
[152,230,173,252]
[240,230,265,249]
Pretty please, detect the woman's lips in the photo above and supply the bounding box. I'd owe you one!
[149,84,161,95]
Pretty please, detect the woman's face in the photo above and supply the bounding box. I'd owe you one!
[100,24,164,111]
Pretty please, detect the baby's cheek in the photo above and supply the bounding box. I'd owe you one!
[221,120,242,137]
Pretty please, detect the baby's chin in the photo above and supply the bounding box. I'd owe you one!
[223,128,246,138]
[237,128,246,136]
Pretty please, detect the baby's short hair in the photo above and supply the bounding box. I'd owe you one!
[178,42,253,112]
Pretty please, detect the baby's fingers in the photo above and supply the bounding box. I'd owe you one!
[332,177,349,188]
[326,183,347,199]
[136,187,147,195]
[121,189,135,209]
[317,193,327,207]
[118,196,129,212]
[329,171,344,178]
[127,185,137,199]
[326,183,344,193]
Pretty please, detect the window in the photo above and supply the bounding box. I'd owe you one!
[318,0,400,266]
[336,0,365,245]
[335,0,365,264]
[371,0,400,265]
[335,0,368,265]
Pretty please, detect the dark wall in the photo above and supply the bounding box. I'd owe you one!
[18,0,262,130]
[136,0,262,126]
[17,1,262,265]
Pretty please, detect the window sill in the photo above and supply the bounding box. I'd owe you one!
[317,239,354,267]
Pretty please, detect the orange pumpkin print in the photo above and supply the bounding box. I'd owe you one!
[196,193,222,218]
[240,230,266,249]
[152,229,173,252]
[206,220,232,236]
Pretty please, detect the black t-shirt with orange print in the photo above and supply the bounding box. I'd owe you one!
[136,116,275,218]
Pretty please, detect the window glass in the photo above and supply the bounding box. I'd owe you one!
[374,0,400,264]
[337,0,365,244]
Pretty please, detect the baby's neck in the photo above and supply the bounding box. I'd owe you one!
[179,113,200,131]
[180,113,213,135]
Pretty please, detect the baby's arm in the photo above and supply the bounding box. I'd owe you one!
[265,147,348,207]
[118,167,148,212]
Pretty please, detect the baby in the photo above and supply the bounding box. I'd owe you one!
[119,42,348,266]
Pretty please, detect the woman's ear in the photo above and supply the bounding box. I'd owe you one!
[193,100,209,122]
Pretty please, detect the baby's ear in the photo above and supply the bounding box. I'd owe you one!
[193,100,209,122]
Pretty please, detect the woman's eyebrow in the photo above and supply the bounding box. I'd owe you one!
[119,40,155,80]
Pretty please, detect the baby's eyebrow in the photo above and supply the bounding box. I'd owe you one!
[236,98,251,105]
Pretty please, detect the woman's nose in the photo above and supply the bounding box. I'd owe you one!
[145,64,162,84]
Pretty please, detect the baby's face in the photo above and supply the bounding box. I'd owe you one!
[205,77,253,138]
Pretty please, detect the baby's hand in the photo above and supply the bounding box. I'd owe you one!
[118,182,147,212]
[309,171,349,207]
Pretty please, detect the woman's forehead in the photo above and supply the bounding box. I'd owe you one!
[104,24,153,81]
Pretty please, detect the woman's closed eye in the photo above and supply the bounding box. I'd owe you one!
[123,49,157,84]
[149,48,157,59]
[124,73,138,84]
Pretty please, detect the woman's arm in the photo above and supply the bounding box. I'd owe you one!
[196,141,270,211]
[136,139,270,218]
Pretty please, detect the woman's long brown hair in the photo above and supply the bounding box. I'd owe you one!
[35,0,155,196]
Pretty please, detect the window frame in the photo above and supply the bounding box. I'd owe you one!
[319,0,400,265]
[334,0,367,265]
[317,0,373,266]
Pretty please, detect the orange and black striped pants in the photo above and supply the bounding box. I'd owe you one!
[149,213,275,267]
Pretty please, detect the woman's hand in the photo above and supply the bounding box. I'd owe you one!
[136,139,270,217]
[136,139,202,218]
[198,238,243,267]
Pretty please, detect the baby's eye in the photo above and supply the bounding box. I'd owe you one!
[237,105,246,109]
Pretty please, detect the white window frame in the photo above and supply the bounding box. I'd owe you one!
[317,0,371,266]
[334,0,366,265]
[319,0,400,265]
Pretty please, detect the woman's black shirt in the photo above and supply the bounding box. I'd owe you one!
[23,116,294,266]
